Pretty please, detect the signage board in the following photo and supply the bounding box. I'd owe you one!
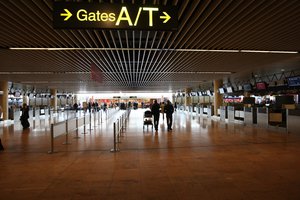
[53,2,178,31]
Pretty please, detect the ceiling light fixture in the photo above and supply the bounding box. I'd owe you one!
[8,47,299,54]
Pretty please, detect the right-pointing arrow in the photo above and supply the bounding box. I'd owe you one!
[60,9,72,21]
[160,12,171,23]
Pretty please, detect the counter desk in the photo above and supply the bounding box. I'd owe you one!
[244,107,257,125]
[257,107,268,128]
[287,109,300,134]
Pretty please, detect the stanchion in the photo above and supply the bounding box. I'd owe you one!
[101,110,103,123]
[82,114,87,134]
[48,124,54,154]
[117,119,121,143]
[88,112,93,131]
[94,111,97,127]
[63,121,72,145]
[110,122,119,152]
[74,117,80,139]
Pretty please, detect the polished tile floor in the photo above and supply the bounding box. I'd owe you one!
[1,109,300,200]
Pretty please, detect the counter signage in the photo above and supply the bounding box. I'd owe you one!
[53,2,178,31]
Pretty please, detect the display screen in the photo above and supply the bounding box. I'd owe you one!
[219,88,225,94]
[206,90,212,96]
[256,82,267,90]
[243,84,252,91]
[287,76,300,87]
[226,87,233,93]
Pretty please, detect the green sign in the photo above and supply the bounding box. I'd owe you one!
[53,2,178,31]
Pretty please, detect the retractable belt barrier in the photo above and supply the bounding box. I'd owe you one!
[48,114,89,154]
[48,108,124,154]
[111,109,131,152]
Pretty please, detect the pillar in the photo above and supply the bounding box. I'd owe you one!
[50,89,57,112]
[185,88,192,107]
[244,92,250,97]
[0,81,8,120]
[23,95,29,106]
[213,79,223,116]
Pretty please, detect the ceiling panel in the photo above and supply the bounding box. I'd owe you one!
[0,0,299,93]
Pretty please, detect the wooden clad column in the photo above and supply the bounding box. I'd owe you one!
[185,88,192,107]
[50,89,57,112]
[213,79,223,116]
[23,95,29,106]
[244,92,250,97]
[0,81,8,120]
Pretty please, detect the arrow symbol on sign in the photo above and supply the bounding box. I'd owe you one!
[160,12,171,23]
[60,9,72,21]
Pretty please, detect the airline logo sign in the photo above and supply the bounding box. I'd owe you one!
[53,2,178,31]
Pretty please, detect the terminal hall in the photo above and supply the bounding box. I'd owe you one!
[0,0,300,199]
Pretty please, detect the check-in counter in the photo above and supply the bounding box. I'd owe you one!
[244,107,257,125]
[257,107,268,128]
[207,105,214,118]
[189,105,194,113]
[34,107,40,118]
[192,105,197,113]
[199,105,204,116]
[203,106,208,115]
[227,106,235,123]
[44,108,49,117]
[29,109,33,119]
[234,110,244,120]
[196,104,200,115]
[287,109,300,134]
[220,106,227,121]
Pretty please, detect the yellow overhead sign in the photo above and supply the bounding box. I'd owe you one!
[53,2,178,31]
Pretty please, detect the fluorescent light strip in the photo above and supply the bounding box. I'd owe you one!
[9,47,298,54]
[0,71,232,75]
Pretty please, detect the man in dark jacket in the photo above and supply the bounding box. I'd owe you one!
[164,100,174,131]
[151,100,160,131]
[20,103,30,129]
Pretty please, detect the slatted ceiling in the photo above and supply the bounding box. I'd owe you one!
[0,1,300,92]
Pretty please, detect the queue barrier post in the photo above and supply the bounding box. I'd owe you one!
[63,121,71,145]
[74,117,80,139]
[110,122,119,152]
[48,124,54,154]
[82,114,87,134]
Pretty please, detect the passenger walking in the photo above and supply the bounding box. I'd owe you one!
[73,102,78,112]
[151,100,160,132]
[165,100,174,131]
[20,103,30,129]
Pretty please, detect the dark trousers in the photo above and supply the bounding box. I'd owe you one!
[153,114,159,130]
[0,138,4,150]
[21,118,30,129]
[166,114,173,130]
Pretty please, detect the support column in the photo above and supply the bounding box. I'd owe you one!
[0,81,8,120]
[244,92,250,98]
[23,95,29,106]
[185,88,192,107]
[213,79,223,116]
[50,89,57,112]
